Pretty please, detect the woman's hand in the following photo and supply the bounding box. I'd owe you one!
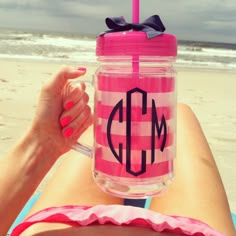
[30,66,93,159]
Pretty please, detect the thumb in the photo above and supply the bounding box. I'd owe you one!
[46,67,87,93]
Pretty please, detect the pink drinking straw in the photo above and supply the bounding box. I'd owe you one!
[132,0,140,75]
[132,0,140,23]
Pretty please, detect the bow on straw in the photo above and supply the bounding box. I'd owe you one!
[99,15,166,39]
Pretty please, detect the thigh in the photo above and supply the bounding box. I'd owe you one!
[149,104,235,235]
[27,126,123,216]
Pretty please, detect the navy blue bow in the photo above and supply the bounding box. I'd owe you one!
[99,15,165,39]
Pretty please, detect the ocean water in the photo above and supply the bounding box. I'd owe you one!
[1,28,236,71]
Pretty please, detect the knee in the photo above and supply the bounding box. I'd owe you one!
[177,103,200,126]
[177,103,194,114]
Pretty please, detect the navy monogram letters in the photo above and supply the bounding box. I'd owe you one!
[107,88,167,176]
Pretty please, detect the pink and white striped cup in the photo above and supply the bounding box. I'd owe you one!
[74,29,177,198]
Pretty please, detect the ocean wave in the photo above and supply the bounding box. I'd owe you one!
[178,46,236,59]
[176,59,236,70]
[1,29,236,70]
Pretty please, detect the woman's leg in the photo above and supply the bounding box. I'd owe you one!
[27,125,123,213]
[21,126,123,235]
[150,104,235,235]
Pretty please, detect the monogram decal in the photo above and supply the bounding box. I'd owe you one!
[107,88,167,176]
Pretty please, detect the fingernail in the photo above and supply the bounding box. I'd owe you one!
[63,127,74,138]
[77,67,87,72]
[60,116,72,127]
[65,101,74,110]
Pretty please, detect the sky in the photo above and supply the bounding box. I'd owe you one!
[0,0,235,43]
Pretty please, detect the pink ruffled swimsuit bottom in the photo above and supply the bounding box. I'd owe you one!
[11,205,224,236]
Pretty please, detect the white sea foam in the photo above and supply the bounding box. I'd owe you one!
[178,46,236,60]
[0,29,236,71]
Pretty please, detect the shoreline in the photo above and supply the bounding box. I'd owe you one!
[0,58,236,213]
[1,57,236,74]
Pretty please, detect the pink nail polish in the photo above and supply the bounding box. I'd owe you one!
[60,116,72,127]
[63,127,74,138]
[77,67,87,72]
[65,101,74,110]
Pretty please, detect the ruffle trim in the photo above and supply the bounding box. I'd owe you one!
[11,205,224,236]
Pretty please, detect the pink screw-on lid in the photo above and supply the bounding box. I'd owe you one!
[96,31,177,57]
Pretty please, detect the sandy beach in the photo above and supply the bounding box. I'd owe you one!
[0,58,235,214]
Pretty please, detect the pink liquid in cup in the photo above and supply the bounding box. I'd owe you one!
[92,31,177,198]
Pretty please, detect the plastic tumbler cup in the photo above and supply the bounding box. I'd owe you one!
[91,29,177,198]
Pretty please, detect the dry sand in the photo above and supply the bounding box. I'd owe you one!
[0,59,235,214]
